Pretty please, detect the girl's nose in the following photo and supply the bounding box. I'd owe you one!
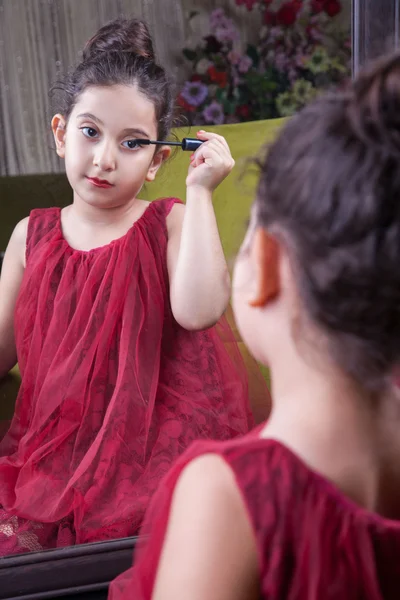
[93,142,116,172]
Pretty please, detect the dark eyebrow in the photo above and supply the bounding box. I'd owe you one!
[76,115,151,139]
[76,112,104,125]
[121,128,151,139]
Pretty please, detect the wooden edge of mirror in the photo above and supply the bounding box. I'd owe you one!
[0,536,137,600]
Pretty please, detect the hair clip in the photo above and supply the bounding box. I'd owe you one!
[134,137,204,151]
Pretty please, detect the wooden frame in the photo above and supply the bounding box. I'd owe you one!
[0,537,137,600]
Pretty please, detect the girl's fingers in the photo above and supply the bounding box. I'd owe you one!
[197,130,230,152]
[190,144,221,167]
[192,138,233,166]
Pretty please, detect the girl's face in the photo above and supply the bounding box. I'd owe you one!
[52,84,169,209]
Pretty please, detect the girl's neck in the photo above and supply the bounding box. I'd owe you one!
[262,344,400,517]
[71,193,141,227]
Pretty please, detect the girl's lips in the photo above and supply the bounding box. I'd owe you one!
[86,177,113,188]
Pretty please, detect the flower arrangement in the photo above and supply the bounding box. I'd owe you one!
[178,1,351,125]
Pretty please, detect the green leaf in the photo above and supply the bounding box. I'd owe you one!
[246,44,260,68]
[223,99,237,115]
[215,88,225,102]
[213,55,226,69]
[182,49,197,61]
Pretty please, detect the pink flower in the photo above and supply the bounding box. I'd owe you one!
[269,26,284,40]
[295,52,306,67]
[203,101,225,125]
[274,52,288,71]
[215,24,239,43]
[228,50,241,65]
[238,55,253,73]
[232,73,241,87]
[210,8,226,28]
[211,12,240,44]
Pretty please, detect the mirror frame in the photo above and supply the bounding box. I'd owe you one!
[4,3,394,597]
[0,537,137,599]
[352,0,400,77]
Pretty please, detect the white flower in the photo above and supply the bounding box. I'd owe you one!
[196,58,212,75]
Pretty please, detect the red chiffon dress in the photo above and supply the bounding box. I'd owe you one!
[0,198,256,555]
[109,431,400,600]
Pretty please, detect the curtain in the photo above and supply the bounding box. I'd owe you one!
[0,0,261,175]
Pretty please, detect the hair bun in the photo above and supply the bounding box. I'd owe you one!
[348,53,400,154]
[83,18,155,62]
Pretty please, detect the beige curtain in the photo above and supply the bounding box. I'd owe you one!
[0,0,262,175]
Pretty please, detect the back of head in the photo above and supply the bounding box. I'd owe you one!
[254,53,400,393]
[51,18,174,139]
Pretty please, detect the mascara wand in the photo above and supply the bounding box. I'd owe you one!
[135,137,204,152]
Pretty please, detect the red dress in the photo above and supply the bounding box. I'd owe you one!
[109,432,400,600]
[0,198,255,555]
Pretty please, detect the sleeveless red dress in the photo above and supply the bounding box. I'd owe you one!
[109,432,400,600]
[0,198,255,555]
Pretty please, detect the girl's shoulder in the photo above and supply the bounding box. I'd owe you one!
[3,216,29,270]
[5,209,59,269]
[26,207,61,261]
[146,198,185,241]
[150,197,184,219]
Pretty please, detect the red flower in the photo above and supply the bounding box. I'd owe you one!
[324,0,341,17]
[177,95,195,113]
[264,10,277,25]
[191,74,202,82]
[292,0,303,10]
[236,104,250,119]
[235,0,259,10]
[311,0,325,13]
[208,66,228,88]
[276,2,300,26]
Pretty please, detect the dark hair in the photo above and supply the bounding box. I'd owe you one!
[254,52,400,392]
[50,18,175,139]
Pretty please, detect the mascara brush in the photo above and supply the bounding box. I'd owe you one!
[134,137,204,151]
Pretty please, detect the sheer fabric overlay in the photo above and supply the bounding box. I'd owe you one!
[0,198,257,555]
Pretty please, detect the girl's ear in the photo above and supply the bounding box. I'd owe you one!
[249,228,280,307]
[51,114,67,158]
[146,146,171,182]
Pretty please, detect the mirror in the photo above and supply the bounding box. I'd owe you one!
[0,0,356,596]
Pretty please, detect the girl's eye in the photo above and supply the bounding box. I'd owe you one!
[122,139,143,150]
[81,126,98,138]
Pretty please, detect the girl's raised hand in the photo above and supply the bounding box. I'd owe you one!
[186,130,235,193]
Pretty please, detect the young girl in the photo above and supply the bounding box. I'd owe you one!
[0,18,260,554]
[109,52,400,599]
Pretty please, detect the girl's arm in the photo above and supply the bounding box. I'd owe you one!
[0,219,27,379]
[167,131,234,331]
[152,454,259,600]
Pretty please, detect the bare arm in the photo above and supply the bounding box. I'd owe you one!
[167,194,230,330]
[0,219,28,378]
[152,454,259,600]
[167,131,233,331]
